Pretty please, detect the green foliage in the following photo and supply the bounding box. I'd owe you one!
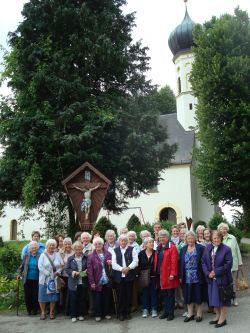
[127,214,141,230]
[160,220,175,232]
[0,276,25,310]
[240,243,250,253]
[133,223,153,244]
[0,0,175,234]
[0,237,4,247]
[208,213,243,243]
[0,245,21,279]
[93,216,118,239]
[191,9,250,225]
[193,220,207,231]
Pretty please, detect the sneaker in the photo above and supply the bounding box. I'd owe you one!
[233,299,239,306]
[71,317,77,323]
[142,309,148,318]
[152,310,158,318]
[95,317,101,322]
[182,311,188,317]
[105,315,111,320]
[78,316,84,321]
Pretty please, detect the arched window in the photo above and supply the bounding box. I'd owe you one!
[178,77,181,94]
[10,219,17,240]
[159,207,177,223]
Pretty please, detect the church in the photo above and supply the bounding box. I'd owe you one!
[104,3,217,227]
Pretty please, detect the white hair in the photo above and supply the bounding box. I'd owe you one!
[46,239,57,247]
[185,230,197,242]
[196,225,206,233]
[119,234,128,242]
[93,237,104,246]
[143,237,154,246]
[105,229,116,240]
[81,232,92,241]
[217,223,229,232]
[63,237,72,245]
[29,241,39,249]
[140,230,151,238]
[127,230,137,240]
[158,229,170,238]
[72,241,83,251]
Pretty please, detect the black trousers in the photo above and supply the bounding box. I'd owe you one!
[24,279,39,313]
[93,285,111,317]
[115,279,133,316]
[162,288,175,316]
[69,285,87,318]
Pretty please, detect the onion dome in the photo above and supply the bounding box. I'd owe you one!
[168,4,196,57]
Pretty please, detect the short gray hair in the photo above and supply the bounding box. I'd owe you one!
[105,229,116,240]
[143,237,154,246]
[119,234,128,242]
[127,230,137,240]
[81,232,92,241]
[185,230,197,242]
[29,241,39,250]
[93,237,104,246]
[140,230,151,238]
[196,225,205,233]
[158,229,169,238]
[217,223,229,232]
[63,237,72,245]
[72,241,83,251]
[46,239,57,247]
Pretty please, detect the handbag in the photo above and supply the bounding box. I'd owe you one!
[236,269,249,291]
[218,283,235,303]
[138,269,151,288]
[45,252,65,291]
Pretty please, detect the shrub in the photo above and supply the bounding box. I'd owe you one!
[0,276,25,310]
[0,245,21,279]
[160,220,175,233]
[127,214,141,230]
[93,216,118,239]
[193,220,207,231]
[0,237,4,247]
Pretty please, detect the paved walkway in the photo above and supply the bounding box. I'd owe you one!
[1,296,250,333]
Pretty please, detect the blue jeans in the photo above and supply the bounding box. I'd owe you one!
[142,278,158,311]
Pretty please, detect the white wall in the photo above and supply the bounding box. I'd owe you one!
[100,164,193,230]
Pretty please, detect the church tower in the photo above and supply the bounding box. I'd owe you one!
[168,0,196,131]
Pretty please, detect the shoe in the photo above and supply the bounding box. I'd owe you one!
[182,311,188,317]
[71,318,77,323]
[184,315,195,322]
[167,315,174,321]
[105,315,111,320]
[233,299,239,306]
[152,310,158,318]
[159,313,168,319]
[142,309,148,318]
[40,313,46,320]
[78,316,84,321]
[50,313,55,320]
[215,320,227,328]
[119,315,125,321]
[196,316,202,322]
[209,320,219,325]
[95,317,101,322]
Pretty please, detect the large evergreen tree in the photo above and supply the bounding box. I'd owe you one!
[0,0,175,231]
[191,8,250,226]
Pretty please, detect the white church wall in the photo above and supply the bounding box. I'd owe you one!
[100,164,193,231]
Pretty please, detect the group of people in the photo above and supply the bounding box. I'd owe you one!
[17,221,243,328]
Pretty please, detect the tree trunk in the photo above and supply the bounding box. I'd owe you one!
[66,198,79,239]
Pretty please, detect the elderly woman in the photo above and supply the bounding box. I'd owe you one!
[179,231,206,323]
[81,232,93,255]
[65,241,88,323]
[127,231,141,253]
[138,237,158,318]
[217,222,242,306]
[59,237,74,313]
[112,234,138,321]
[38,239,63,320]
[140,230,152,251]
[87,237,112,322]
[202,231,233,328]
[196,225,206,245]
[17,241,40,315]
[104,229,119,253]
[21,230,45,259]
[157,230,179,321]
[171,225,180,245]
[153,222,162,249]
[74,231,82,242]
[203,229,212,246]
[55,234,64,251]
[177,228,186,253]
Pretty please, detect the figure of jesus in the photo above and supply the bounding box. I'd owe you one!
[73,183,101,220]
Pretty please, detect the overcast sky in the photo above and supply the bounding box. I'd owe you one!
[1,0,250,94]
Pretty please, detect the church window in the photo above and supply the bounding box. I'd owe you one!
[189,103,193,110]
[159,207,177,223]
[178,77,181,94]
[10,219,17,240]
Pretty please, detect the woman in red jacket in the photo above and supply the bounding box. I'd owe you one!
[156,229,179,321]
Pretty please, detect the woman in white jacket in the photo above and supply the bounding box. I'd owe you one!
[38,239,63,320]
